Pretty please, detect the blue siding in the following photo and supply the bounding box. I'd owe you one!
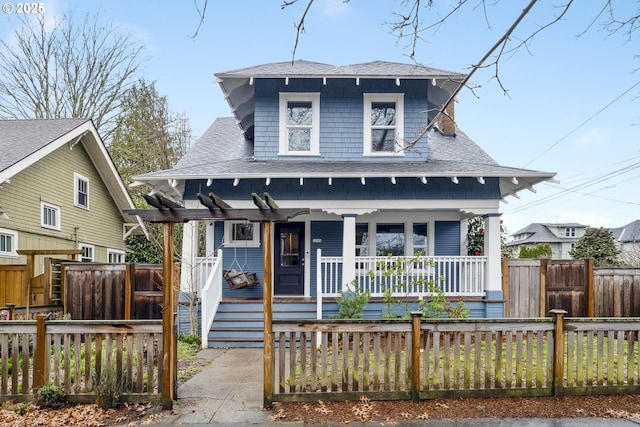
[310,221,343,296]
[184,177,501,202]
[253,78,435,162]
[434,221,461,256]
[214,221,265,299]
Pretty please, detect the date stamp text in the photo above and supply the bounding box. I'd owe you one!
[3,3,45,14]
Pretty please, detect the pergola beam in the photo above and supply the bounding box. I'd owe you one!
[123,208,309,223]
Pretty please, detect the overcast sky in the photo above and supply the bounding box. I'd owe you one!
[2,0,639,236]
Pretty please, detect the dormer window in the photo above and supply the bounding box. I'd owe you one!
[279,93,320,155]
[364,93,404,156]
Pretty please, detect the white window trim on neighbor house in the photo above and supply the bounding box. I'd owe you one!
[41,201,61,230]
[74,172,90,209]
[79,243,94,262]
[363,93,404,156]
[0,227,18,258]
[224,221,260,248]
[279,92,320,156]
[107,249,125,263]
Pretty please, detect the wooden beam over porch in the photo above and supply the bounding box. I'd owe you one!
[124,193,308,409]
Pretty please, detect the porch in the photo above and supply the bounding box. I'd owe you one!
[193,249,492,348]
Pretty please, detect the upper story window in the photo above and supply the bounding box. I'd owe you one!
[79,244,94,262]
[565,227,576,237]
[364,93,404,156]
[41,202,60,230]
[74,173,89,209]
[0,228,18,258]
[279,93,320,155]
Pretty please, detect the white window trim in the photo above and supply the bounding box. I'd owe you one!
[357,220,431,256]
[79,243,95,262]
[224,221,261,248]
[107,248,125,263]
[74,172,90,209]
[279,92,321,156]
[363,93,404,156]
[41,201,61,230]
[0,227,18,258]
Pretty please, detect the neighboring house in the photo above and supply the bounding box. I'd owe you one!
[609,220,640,267]
[507,223,589,259]
[132,60,555,346]
[0,119,146,273]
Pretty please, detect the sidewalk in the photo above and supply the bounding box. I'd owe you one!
[148,348,640,426]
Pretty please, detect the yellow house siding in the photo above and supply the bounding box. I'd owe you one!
[0,140,127,265]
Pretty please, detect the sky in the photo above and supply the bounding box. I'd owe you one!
[1,0,639,237]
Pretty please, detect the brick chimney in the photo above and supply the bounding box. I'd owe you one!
[439,101,456,134]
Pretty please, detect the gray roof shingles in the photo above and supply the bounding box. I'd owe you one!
[0,118,89,172]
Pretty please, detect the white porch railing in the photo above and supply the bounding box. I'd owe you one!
[200,249,223,349]
[317,249,486,316]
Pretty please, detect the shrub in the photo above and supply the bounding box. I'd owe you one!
[331,281,370,319]
[92,363,124,409]
[36,384,66,408]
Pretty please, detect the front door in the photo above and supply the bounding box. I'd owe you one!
[274,222,305,295]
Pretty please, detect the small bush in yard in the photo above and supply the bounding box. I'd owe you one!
[36,384,66,408]
[331,281,370,319]
[92,363,124,409]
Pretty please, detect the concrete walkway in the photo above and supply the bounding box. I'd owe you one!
[148,348,640,426]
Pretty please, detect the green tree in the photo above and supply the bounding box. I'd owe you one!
[109,79,193,263]
[518,243,553,259]
[569,227,620,267]
[0,12,144,139]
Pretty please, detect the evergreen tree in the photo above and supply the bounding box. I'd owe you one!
[569,227,620,267]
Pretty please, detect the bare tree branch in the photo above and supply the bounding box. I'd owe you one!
[0,11,144,140]
[189,0,208,39]
[282,0,316,63]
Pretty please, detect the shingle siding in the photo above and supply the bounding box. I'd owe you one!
[253,78,432,162]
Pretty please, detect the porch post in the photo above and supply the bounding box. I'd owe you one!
[180,220,198,293]
[483,213,504,317]
[341,214,357,291]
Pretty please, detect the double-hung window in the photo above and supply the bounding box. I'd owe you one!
[279,93,320,155]
[79,244,94,262]
[364,93,404,156]
[0,228,17,258]
[41,202,60,230]
[74,173,89,209]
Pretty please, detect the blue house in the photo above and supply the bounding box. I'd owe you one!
[133,60,555,347]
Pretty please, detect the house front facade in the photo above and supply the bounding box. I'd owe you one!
[0,119,146,273]
[133,61,555,346]
[507,222,589,259]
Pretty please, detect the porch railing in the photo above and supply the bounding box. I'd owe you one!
[200,249,223,349]
[317,250,486,309]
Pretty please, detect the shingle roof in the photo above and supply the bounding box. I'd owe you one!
[507,223,588,246]
[610,220,640,243]
[136,117,555,199]
[215,60,465,79]
[0,118,89,172]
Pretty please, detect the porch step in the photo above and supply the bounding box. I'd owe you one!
[208,299,316,348]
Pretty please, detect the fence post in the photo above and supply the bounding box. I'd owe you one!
[539,259,548,317]
[410,311,422,402]
[34,314,47,390]
[585,259,594,317]
[550,309,567,396]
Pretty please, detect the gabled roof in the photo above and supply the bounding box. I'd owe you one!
[215,60,466,139]
[0,119,146,236]
[507,222,588,246]
[609,220,640,243]
[134,117,556,200]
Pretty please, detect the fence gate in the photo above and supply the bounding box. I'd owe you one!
[545,259,591,317]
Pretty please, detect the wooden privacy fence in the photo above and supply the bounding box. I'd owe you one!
[63,263,171,320]
[593,268,640,317]
[0,317,162,403]
[267,311,640,404]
